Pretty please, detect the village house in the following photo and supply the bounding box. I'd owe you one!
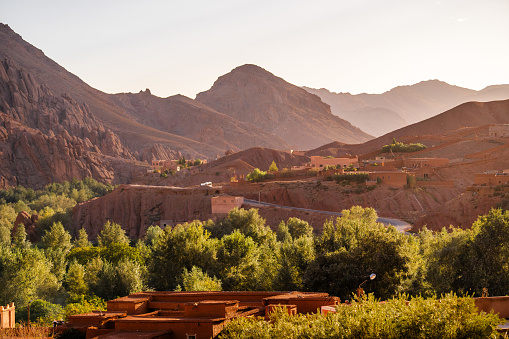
[152,160,181,173]
[310,156,359,169]
[402,158,449,179]
[474,171,509,186]
[489,124,509,138]
[60,291,339,339]
[211,195,244,214]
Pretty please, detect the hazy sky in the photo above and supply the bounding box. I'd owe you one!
[1,0,508,98]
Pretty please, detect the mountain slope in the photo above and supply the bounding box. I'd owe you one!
[305,81,509,136]
[306,99,509,157]
[196,64,373,150]
[110,90,289,152]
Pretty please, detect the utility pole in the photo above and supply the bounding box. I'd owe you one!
[27,300,33,327]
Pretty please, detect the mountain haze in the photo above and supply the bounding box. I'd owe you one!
[306,99,509,157]
[305,80,509,136]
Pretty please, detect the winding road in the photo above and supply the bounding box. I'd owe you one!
[244,199,411,233]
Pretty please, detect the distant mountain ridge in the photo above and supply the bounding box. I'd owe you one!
[304,99,509,158]
[304,81,509,136]
[196,64,373,149]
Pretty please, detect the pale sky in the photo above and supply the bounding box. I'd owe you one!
[1,0,508,98]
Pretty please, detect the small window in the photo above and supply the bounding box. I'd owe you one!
[187,335,197,339]
[223,200,226,203]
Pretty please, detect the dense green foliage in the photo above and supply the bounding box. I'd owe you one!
[1,179,508,331]
[381,138,427,153]
[246,168,268,182]
[219,294,501,338]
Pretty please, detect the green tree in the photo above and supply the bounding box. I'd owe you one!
[274,235,315,291]
[285,218,313,240]
[12,224,29,249]
[41,221,73,281]
[212,208,276,247]
[305,207,412,300]
[460,209,509,296]
[143,225,163,247]
[180,266,222,291]
[268,161,278,172]
[246,168,267,182]
[0,246,60,305]
[65,260,89,297]
[97,221,130,247]
[217,230,262,290]
[74,228,91,248]
[15,299,63,325]
[148,221,218,291]
[407,174,416,189]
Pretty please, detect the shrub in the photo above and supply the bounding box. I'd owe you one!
[219,294,501,338]
[16,299,63,325]
[246,168,267,182]
[381,139,427,153]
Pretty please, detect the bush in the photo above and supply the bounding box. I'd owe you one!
[381,140,427,153]
[219,294,501,339]
[333,173,368,184]
[16,299,63,325]
[246,168,267,182]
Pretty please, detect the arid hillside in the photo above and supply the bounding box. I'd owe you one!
[305,81,509,136]
[196,64,373,149]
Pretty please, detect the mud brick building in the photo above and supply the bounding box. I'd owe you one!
[61,291,339,339]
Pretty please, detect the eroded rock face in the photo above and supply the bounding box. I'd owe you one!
[72,185,216,240]
[0,59,150,188]
[12,210,39,242]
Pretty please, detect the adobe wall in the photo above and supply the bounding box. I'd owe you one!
[403,158,449,168]
[368,172,407,187]
[488,125,509,138]
[211,196,244,214]
[310,156,358,169]
[474,296,509,318]
[474,173,509,186]
[0,303,15,329]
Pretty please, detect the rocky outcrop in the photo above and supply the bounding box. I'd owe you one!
[0,59,134,159]
[12,210,39,242]
[196,64,373,149]
[0,112,147,189]
[72,185,217,240]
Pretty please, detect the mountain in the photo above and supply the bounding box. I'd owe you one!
[196,64,373,150]
[304,81,509,136]
[0,24,290,162]
[109,90,289,153]
[305,99,509,157]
